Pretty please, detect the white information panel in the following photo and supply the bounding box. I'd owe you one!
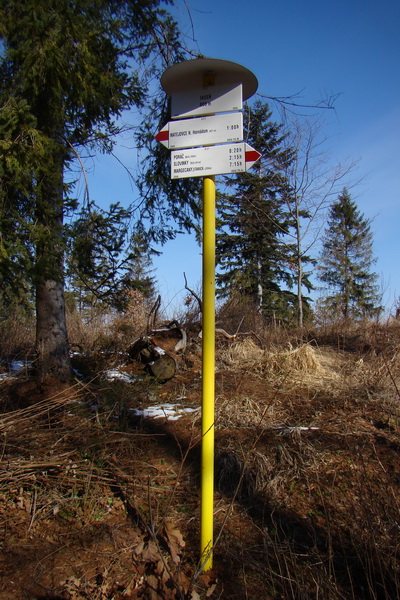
[156,112,243,149]
[171,142,261,179]
[171,84,242,119]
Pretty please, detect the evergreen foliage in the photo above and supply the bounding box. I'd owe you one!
[135,83,202,244]
[0,97,45,312]
[0,0,190,380]
[216,100,303,323]
[66,203,156,312]
[318,188,381,319]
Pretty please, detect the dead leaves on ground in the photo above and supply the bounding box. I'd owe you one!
[131,522,217,599]
[133,522,189,599]
[62,522,216,599]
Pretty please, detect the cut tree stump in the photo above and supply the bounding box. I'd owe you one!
[127,336,177,382]
[148,354,176,381]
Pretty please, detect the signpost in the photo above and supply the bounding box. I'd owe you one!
[156,58,259,572]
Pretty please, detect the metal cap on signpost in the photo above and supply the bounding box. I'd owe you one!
[156,58,259,572]
[160,57,258,97]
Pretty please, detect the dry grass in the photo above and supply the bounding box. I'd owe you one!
[208,322,400,598]
[0,315,35,360]
[221,338,322,375]
[1,317,400,599]
[0,373,211,599]
[0,381,81,433]
[220,338,348,392]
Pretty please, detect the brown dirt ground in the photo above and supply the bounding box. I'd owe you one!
[1,340,400,599]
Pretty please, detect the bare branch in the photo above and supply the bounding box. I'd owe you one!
[257,91,342,117]
[65,139,90,208]
[147,294,161,332]
[183,272,202,313]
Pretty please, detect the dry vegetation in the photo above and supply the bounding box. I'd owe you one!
[0,307,400,600]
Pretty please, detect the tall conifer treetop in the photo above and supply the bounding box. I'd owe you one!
[216,100,305,323]
[318,188,381,319]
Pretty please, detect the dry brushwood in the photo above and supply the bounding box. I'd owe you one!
[0,383,82,433]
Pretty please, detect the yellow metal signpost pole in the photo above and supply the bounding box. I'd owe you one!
[157,57,259,574]
[200,175,216,571]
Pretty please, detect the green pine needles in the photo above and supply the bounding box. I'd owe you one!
[216,100,311,325]
[318,188,382,319]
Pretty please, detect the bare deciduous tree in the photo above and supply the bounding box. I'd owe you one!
[281,117,359,326]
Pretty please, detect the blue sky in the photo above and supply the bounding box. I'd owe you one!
[89,0,400,316]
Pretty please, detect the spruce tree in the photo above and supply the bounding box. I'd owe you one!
[67,202,148,312]
[66,213,156,317]
[216,100,300,322]
[0,0,188,382]
[318,188,381,319]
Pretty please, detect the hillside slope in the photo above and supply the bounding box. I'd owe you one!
[1,325,399,599]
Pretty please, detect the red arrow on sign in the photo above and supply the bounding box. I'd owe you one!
[155,125,169,144]
[245,149,261,163]
[244,144,261,169]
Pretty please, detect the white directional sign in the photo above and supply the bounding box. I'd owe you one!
[171,83,242,119]
[171,142,261,179]
[155,112,243,150]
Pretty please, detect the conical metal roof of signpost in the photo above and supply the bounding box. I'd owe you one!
[160,57,258,99]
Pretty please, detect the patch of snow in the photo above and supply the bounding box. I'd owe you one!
[103,369,135,383]
[153,346,166,355]
[10,360,28,372]
[129,403,199,421]
[0,360,31,380]
[274,426,319,434]
[98,350,129,357]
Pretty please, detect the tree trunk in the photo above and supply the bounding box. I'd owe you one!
[128,335,177,382]
[257,257,263,313]
[34,117,71,383]
[36,278,71,382]
[295,198,304,328]
[148,353,176,382]
[297,257,303,328]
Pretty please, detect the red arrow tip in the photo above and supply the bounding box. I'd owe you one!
[155,129,169,142]
[245,149,261,163]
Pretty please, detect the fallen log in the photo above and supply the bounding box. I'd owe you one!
[127,337,177,382]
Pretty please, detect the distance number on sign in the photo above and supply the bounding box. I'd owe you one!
[229,145,243,168]
[226,124,240,131]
